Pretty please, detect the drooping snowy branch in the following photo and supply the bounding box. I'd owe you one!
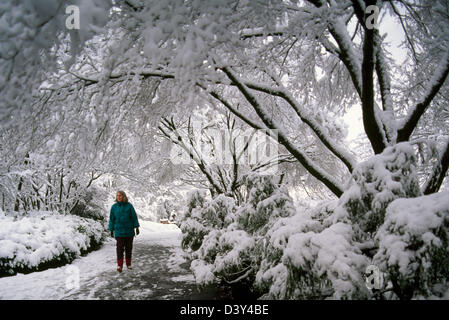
[241,79,357,172]
[221,65,345,197]
[158,117,226,196]
[397,50,449,142]
[317,0,362,90]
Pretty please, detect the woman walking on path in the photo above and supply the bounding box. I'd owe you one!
[108,191,140,273]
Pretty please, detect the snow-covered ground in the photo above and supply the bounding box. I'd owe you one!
[0,221,211,300]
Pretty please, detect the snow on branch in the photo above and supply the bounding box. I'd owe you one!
[300,0,364,109]
[207,90,266,132]
[242,79,357,173]
[397,50,449,142]
[423,137,449,195]
[158,117,226,196]
[375,39,394,114]
[239,27,287,40]
[220,66,344,197]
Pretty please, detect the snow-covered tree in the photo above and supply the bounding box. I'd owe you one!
[159,111,295,202]
[20,0,445,198]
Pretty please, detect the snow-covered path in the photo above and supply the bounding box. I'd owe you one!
[0,221,227,300]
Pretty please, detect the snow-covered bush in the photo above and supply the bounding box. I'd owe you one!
[255,203,371,300]
[373,191,449,299]
[234,174,296,235]
[184,144,447,300]
[192,229,256,287]
[70,184,108,221]
[188,174,296,295]
[340,143,422,236]
[180,190,236,251]
[249,144,423,299]
[0,211,107,277]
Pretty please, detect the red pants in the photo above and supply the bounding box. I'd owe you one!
[115,237,134,267]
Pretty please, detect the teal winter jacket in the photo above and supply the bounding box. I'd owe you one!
[108,202,140,237]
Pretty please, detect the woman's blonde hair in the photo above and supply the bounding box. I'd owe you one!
[116,190,129,203]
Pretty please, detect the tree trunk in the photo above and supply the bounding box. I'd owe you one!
[424,138,449,195]
[361,6,387,154]
[14,177,23,212]
[59,169,64,212]
[59,170,63,203]
[46,174,52,211]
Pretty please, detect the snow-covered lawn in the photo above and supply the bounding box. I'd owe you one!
[0,220,186,300]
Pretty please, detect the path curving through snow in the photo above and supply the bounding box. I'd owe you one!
[0,221,228,300]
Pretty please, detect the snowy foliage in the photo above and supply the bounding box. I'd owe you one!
[69,184,109,220]
[254,143,444,299]
[255,144,423,299]
[0,0,111,125]
[192,228,256,287]
[183,174,297,295]
[374,191,449,299]
[232,174,296,235]
[0,211,106,277]
[180,190,236,252]
[254,206,371,299]
[338,143,422,235]
[184,144,447,299]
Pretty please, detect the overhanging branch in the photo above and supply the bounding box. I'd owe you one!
[221,66,344,197]
[397,50,449,142]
